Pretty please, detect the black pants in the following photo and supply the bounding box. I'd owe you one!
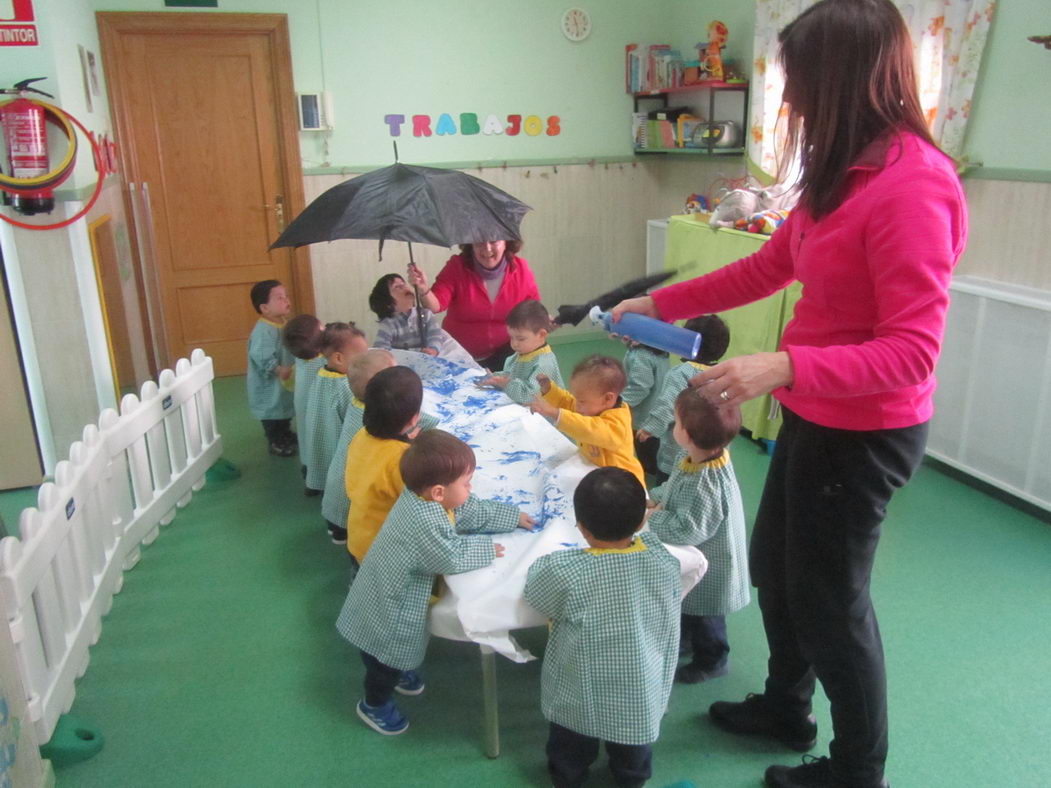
[681,613,728,670]
[360,651,400,708]
[477,343,514,372]
[546,723,651,788]
[260,418,292,444]
[635,434,661,478]
[751,407,927,785]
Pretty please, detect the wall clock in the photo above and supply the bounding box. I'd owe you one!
[561,8,592,42]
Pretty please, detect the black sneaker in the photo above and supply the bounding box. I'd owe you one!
[709,693,817,751]
[765,755,889,788]
[304,487,322,497]
[269,441,295,458]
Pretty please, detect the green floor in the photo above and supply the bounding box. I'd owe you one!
[4,336,1050,786]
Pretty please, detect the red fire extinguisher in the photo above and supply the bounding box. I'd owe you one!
[0,78,77,215]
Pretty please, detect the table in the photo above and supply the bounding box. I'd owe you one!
[663,214,803,442]
[390,351,708,757]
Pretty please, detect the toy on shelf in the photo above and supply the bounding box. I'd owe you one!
[700,21,728,82]
[684,193,709,214]
[744,209,790,235]
[709,184,792,232]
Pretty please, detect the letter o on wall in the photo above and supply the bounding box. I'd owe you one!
[523,115,543,136]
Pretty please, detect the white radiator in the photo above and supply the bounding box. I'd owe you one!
[929,276,1051,512]
[0,349,222,743]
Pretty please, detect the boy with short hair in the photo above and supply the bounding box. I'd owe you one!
[337,429,535,735]
[620,339,669,478]
[303,322,369,540]
[525,467,680,788]
[637,314,730,482]
[283,314,326,494]
[530,355,645,485]
[478,298,563,404]
[647,386,750,684]
[247,280,295,457]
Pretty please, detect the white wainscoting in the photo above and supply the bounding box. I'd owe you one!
[929,275,1051,511]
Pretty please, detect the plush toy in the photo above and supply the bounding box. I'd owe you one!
[703,21,728,81]
[684,193,709,214]
[746,209,791,235]
[709,188,760,228]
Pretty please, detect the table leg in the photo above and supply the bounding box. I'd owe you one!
[480,644,500,758]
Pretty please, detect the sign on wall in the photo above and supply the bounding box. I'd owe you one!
[384,113,562,138]
[0,0,38,46]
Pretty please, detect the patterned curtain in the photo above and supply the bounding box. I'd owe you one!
[746,0,997,178]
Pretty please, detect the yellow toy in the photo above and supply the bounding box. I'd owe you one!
[703,21,728,82]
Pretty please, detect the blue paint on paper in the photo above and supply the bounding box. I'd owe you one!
[499,450,541,464]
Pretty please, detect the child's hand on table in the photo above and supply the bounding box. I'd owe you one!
[421,347,439,356]
[529,395,558,420]
[493,543,506,558]
[518,512,537,531]
[477,375,509,389]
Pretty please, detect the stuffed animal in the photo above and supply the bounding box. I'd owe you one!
[709,188,760,228]
[746,208,791,235]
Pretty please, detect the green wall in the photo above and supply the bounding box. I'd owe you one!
[964,0,1051,173]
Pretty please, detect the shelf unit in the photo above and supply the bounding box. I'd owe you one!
[632,81,749,156]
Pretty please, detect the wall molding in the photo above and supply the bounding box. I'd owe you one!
[963,167,1051,184]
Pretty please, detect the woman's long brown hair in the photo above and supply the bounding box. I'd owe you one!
[777,0,938,219]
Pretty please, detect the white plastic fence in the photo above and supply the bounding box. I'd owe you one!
[0,349,222,744]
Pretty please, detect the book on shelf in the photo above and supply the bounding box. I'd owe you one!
[625,43,684,93]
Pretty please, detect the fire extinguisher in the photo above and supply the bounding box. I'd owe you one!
[0,78,78,215]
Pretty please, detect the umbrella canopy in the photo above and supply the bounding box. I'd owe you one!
[270,162,531,250]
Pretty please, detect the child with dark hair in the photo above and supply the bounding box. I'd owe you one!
[478,299,563,404]
[530,355,645,485]
[620,339,669,479]
[303,322,369,539]
[247,279,295,456]
[370,273,445,355]
[337,429,534,735]
[637,314,731,482]
[647,386,750,685]
[524,467,680,787]
[283,314,326,492]
[344,366,424,564]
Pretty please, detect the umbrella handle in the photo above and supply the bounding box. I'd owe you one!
[407,241,427,351]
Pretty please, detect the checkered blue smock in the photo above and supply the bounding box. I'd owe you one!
[637,361,708,475]
[621,345,670,429]
[246,319,294,420]
[648,448,751,616]
[303,368,352,491]
[321,406,438,528]
[293,355,325,447]
[501,344,564,405]
[336,489,520,670]
[524,531,680,745]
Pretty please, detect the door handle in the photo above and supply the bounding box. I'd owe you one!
[264,196,285,232]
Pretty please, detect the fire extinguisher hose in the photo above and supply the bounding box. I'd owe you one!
[0,99,78,191]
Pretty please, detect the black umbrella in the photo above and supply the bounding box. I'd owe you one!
[271,159,530,350]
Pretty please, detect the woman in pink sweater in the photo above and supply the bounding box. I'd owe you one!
[614,2,967,787]
[410,240,541,370]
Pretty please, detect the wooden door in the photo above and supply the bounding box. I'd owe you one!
[97,13,313,376]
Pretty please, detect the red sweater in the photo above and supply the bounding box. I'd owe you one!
[431,254,541,358]
[652,132,968,431]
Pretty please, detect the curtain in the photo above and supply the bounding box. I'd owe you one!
[746,0,997,178]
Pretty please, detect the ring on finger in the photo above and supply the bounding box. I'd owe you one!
[720,390,731,402]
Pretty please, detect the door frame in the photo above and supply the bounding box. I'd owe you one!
[96,11,315,373]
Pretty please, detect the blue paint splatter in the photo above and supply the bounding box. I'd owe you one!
[427,377,460,397]
[499,450,541,464]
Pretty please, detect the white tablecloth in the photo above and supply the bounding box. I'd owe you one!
[391,351,708,663]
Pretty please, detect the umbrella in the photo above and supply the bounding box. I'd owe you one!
[553,270,684,327]
[270,160,530,350]
[270,162,530,251]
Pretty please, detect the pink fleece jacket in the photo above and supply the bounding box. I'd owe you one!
[652,132,968,431]
[431,253,541,359]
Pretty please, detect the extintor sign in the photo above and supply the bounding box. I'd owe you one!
[0,0,39,47]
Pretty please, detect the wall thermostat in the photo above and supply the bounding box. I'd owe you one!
[298,92,334,131]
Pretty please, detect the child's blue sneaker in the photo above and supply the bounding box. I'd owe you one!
[356,699,409,735]
[395,670,425,696]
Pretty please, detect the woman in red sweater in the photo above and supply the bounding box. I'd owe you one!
[613,2,967,787]
[409,240,540,370]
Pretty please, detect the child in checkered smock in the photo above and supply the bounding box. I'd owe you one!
[525,467,680,788]
[620,340,669,478]
[246,280,295,456]
[282,314,325,493]
[338,430,535,736]
[647,386,750,685]
[637,314,730,482]
[478,299,563,405]
[302,323,369,499]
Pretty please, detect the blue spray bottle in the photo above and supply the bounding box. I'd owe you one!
[589,306,701,359]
